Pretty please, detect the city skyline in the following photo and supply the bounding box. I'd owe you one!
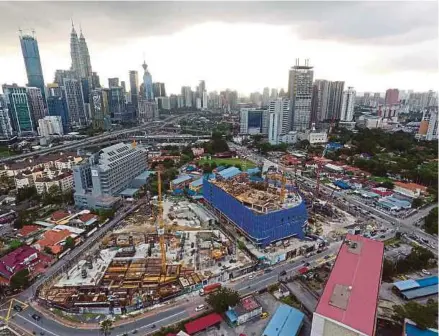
[0,2,437,95]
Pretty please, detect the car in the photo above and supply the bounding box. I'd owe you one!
[13,305,23,312]
[31,314,41,321]
[260,312,269,319]
[422,269,432,275]
[133,330,138,334]
[195,305,205,312]
[280,270,287,276]
[324,255,331,260]
[380,235,385,239]
[248,274,254,279]
[304,262,310,267]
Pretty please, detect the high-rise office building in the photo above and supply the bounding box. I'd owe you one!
[385,88,399,106]
[129,70,139,114]
[47,83,70,134]
[73,142,148,209]
[362,92,371,106]
[198,80,206,107]
[90,89,110,130]
[19,31,46,104]
[268,98,291,145]
[38,116,63,137]
[2,84,35,135]
[181,86,192,108]
[108,87,126,122]
[270,88,278,99]
[240,108,269,135]
[142,61,154,101]
[70,22,93,82]
[0,95,13,139]
[152,82,166,98]
[120,81,126,93]
[108,78,119,88]
[54,70,75,86]
[91,72,101,89]
[63,78,87,126]
[262,87,270,107]
[327,81,345,120]
[26,87,46,122]
[340,87,356,121]
[311,80,330,123]
[288,59,314,131]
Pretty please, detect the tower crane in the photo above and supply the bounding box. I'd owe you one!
[156,171,167,280]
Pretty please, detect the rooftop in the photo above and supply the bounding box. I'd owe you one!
[394,181,428,192]
[184,313,222,335]
[0,246,39,278]
[315,234,384,336]
[262,304,304,336]
[171,175,192,185]
[18,225,41,237]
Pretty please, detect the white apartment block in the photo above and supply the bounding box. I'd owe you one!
[268,98,291,145]
[34,172,73,194]
[298,131,328,144]
[38,116,64,137]
[340,87,356,121]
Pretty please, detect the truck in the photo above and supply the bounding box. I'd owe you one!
[199,283,221,296]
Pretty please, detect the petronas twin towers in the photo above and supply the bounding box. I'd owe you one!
[70,21,92,81]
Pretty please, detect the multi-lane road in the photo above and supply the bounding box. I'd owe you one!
[10,244,340,336]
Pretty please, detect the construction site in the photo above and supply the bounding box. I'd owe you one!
[38,172,252,315]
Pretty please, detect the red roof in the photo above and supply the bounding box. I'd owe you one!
[185,313,222,335]
[394,181,427,192]
[18,225,41,237]
[0,246,39,279]
[315,234,384,336]
[79,213,97,223]
[51,210,70,222]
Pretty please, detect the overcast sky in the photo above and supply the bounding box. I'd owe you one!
[0,1,437,95]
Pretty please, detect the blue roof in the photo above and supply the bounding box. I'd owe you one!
[401,284,438,300]
[171,175,192,185]
[417,276,438,287]
[250,176,264,182]
[225,309,238,324]
[247,167,261,175]
[334,180,350,189]
[262,304,304,336]
[386,197,412,208]
[135,170,155,180]
[190,178,203,188]
[393,279,420,291]
[216,166,226,172]
[218,167,241,179]
[120,188,139,197]
[405,321,439,336]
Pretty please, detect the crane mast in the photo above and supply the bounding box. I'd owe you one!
[157,171,167,277]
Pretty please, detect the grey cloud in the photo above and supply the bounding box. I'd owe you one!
[0,1,437,49]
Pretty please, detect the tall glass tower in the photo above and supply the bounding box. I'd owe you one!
[19,31,46,104]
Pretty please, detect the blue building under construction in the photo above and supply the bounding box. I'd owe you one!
[203,170,307,247]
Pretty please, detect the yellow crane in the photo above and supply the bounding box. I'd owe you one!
[280,171,287,202]
[156,171,167,279]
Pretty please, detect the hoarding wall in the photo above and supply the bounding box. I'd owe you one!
[203,180,307,247]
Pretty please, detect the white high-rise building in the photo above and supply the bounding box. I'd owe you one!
[240,108,269,135]
[426,109,438,141]
[63,78,86,126]
[38,116,63,137]
[262,87,270,107]
[340,87,356,121]
[0,96,13,138]
[202,91,208,110]
[289,59,314,131]
[268,98,291,145]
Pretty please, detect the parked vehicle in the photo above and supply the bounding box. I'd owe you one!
[199,283,221,296]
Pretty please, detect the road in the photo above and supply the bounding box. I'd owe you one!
[10,244,340,336]
[0,113,193,164]
[229,143,437,253]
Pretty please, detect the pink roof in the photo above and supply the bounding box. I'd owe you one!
[315,234,384,336]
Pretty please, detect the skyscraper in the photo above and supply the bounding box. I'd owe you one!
[47,83,70,134]
[26,87,46,122]
[268,98,291,145]
[0,95,13,139]
[142,61,154,101]
[288,59,314,131]
[2,84,35,135]
[91,72,101,89]
[153,83,166,98]
[198,80,206,107]
[262,87,270,107]
[327,81,345,120]
[129,70,139,114]
[385,89,399,106]
[108,87,126,122]
[19,31,46,104]
[311,80,330,123]
[270,88,278,99]
[70,22,93,82]
[63,78,87,126]
[90,89,110,130]
[181,86,192,108]
[340,87,356,121]
[108,78,119,88]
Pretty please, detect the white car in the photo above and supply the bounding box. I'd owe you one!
[195,304,205,312]
[422,269,432,275]
[248,274,255,279]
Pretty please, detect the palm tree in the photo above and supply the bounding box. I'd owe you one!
[100,319,113,336]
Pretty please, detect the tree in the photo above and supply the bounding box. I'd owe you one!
[64,236,75,249]
[8,240,23,251]
[10,269,30,290]
[380,181,394,190]
[424,207,438,235]
[206,287,240,313]
[43,246,53,255]
[100,319,113,336]
[162,158,175,169]
[411,198,423,209]
[16,186,38,203]
[392,301,438,330]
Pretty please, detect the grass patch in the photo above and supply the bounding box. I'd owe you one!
[197,157,256,169]
[280,294,302,309]
[370,176,393,183]
[384,237,401,246]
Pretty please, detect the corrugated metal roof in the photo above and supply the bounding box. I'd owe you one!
[262,304,304,336]
[393,279,420,291]
[417,276,438,287]
[190,178,203,187]
[405,320,439,336]
[184,313,222,335]
[218,167,241,179]
[171,175,192,185]
[247,167,261,175]
[401,284,438,300]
